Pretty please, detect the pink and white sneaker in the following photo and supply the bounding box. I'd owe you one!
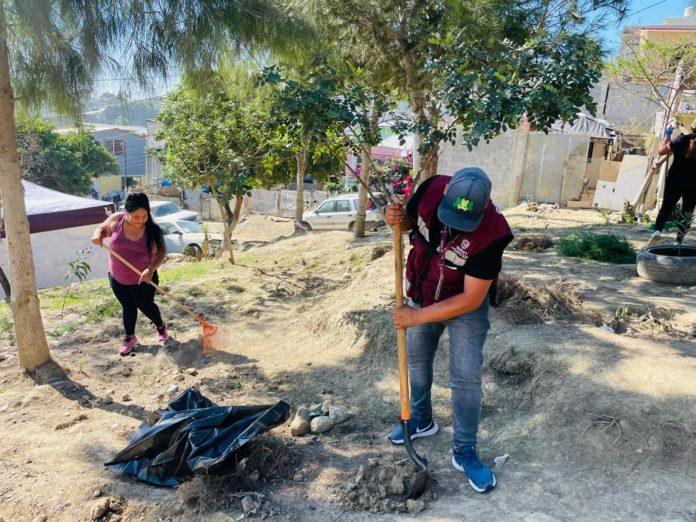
[119,335,138,356]
[156,324,170,342]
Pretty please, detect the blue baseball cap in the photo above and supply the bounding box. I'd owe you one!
[437,167,492,232]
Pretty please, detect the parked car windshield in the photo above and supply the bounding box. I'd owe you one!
[155,203,181,216]
[177,221,202,233]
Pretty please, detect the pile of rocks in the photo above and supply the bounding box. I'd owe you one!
[289,399,349,437]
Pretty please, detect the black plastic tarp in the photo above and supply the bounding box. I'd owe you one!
[105,388,290,486]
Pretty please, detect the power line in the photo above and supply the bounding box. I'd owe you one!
[629,0,669,18]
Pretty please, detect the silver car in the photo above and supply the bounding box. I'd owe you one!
[158,220,224,259]
[304,193,386,231]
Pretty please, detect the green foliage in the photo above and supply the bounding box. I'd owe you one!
[62,247,93,315]
[321,1,626,163]
[556,233,636,264]
[427,33,604,150]
[619,201,651,225]
[154,82,273,204]
[16,117,118,195]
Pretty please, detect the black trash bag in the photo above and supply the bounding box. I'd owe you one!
[105,388,290,486]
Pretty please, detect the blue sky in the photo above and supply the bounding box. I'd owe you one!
[598,0,694,54]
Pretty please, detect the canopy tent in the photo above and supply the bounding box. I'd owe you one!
[0,181,116,296]
[550,113,618,139]
[1,181,115,238]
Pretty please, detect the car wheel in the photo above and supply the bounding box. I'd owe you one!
[303,221,313,231]
[183,244,203,260]
[348,221,355,232]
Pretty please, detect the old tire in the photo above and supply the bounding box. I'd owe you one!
[183,244,203,261]
[636,245,696,284]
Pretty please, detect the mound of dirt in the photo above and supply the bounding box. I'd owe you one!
[495,277,590,325]
[335,457,431,514]
[512,234,554,251]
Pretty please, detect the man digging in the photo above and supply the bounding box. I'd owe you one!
[386,167,513,493]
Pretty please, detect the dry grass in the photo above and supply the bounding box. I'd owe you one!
[512,234,554,251]
[495,278,587,325]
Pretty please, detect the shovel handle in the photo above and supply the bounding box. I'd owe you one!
[393,222,411,421]
[100,243,201,322]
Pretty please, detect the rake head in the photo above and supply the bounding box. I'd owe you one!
[199,319,223,353]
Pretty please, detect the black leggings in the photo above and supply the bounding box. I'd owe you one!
[654,175,696,242]
[109,272,164,336]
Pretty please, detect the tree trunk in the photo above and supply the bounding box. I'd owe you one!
[353,146,371,238]
[216,195,243,265]
[294,150,307,225]
[354,108,379,238]
[401,47,438,180]
[0,8,51,371]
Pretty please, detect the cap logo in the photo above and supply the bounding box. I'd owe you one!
[454,197,474,213]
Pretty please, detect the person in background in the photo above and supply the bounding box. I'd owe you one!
[385,167,513,493]
[647,119,696,247]
[91,193,169,356]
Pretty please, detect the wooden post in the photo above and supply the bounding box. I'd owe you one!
[275,191,281,217]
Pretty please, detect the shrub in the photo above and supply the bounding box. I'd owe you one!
[556,233,636,264]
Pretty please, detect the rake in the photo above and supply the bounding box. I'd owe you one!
[102,243,224,353]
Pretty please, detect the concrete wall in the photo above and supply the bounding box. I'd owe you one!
[438,128,529,209]
[438,128,590,207]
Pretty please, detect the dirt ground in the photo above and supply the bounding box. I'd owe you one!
[0,207,694,521]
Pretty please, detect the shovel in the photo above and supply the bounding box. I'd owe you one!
[393,221,428,499]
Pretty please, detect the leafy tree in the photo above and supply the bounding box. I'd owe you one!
[0,0,312,371]
[154,84,272,264]
[260,63,350,225]
[16,118,118,195]
[322,0,626,179]
[607,37,696,131]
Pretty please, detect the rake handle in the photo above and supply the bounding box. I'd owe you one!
[101,243,201,322]
[393,222,411,421]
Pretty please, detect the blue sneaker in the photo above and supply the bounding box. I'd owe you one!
[387,418,439,445]
[452,446,496,493]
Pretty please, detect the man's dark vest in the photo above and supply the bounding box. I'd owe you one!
[405,175,511,307]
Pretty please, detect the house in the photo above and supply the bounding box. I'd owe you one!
[57,124,148,197]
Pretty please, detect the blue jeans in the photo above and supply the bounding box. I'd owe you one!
[407,297,490,452]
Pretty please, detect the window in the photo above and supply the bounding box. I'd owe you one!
[159,223,176,234]
[335,200,351,213]
[316,201,335,214]
[177,221,201,233]
[154,203,180,216]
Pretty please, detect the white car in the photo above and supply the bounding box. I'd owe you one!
[304,193,387,231]
[150,201,202,224]
[158,220,224,260]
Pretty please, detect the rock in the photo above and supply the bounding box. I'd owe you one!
[108,500,123,513]
[321,398,333,415]
[121,394,130,402]
[406,499,425,514]
[388,475,404,496]
[484,382,498,393]
[173,374,185,382]
[295,405,311,421]
[310,403,323,415]
[185,368,198,376]
[328,406,349,425]
[353,465,365,485]
[0,354,6,362]
[494,454,509,467]
[91,489,102,499]
[292,470,305,482]
[110,517,122,522]
[166,384,179,394]
[101,394,113,405]
[310,416,334,434]
[32,516,47,522]
[290,416,310,437]
[90,498,110,520]
[241,495,256,514]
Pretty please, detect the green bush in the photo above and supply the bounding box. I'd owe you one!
[556,233,636,264]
